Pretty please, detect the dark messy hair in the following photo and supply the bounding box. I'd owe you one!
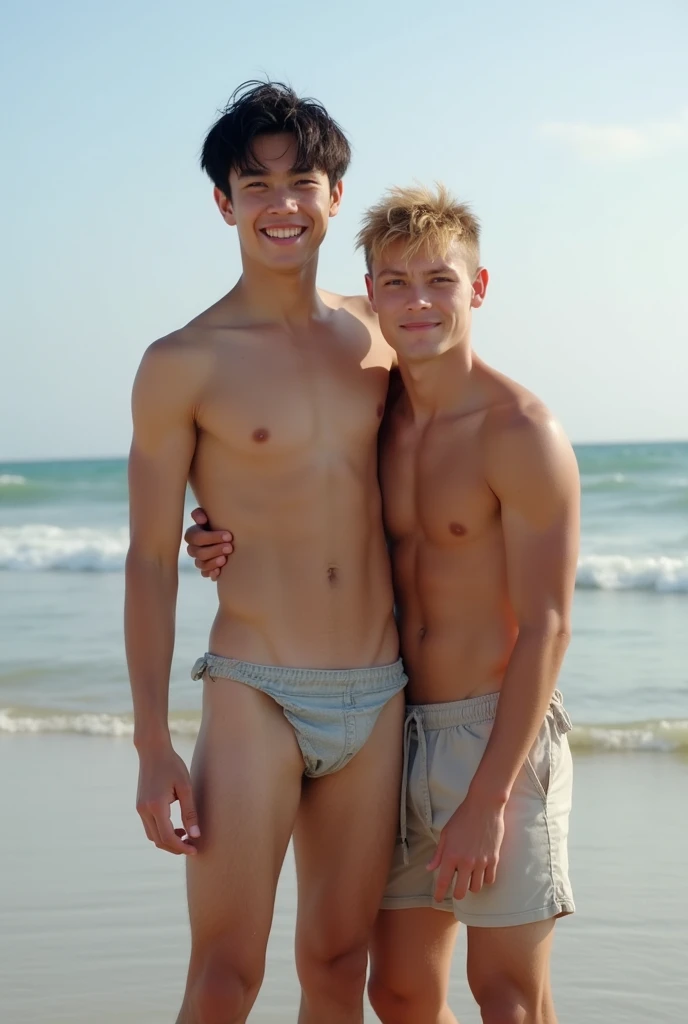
[201,80,351,198]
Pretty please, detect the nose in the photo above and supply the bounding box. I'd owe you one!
[267,189,299,214]
[406,288,432,311]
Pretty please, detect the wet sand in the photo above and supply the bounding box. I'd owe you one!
[3,733,687,1022]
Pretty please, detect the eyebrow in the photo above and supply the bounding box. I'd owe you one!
[236,165,318,179]
[377,265,457,277]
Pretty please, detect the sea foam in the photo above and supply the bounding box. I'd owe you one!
[1,525,687,591]
[2,707,686,752]
[576,554,688,592]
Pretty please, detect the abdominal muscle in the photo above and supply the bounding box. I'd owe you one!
[394,538,518,704]
[191,457,398,669]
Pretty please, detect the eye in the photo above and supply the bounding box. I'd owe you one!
[244,181,267,189]
[294,178,318,186]
[384,279,405,287]
[431,276,454,284]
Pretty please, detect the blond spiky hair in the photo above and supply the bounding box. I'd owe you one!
[355,183,480,273]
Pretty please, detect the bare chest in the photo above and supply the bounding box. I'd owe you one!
[198,333,389,460]
[381,419,499,546]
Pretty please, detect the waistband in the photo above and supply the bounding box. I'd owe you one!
[399,690,571,865]
[404,689,571,732]
[191,653,407,695]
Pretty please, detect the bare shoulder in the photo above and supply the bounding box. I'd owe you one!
[320,288,396,367]
[318,288,368,316]
[133,323,218,414]
[481,373,579,508]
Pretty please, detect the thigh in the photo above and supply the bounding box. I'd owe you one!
[293,689,404,952]
[370,908,459,1004]
[186,676,304,969]
[466,919,555,1006]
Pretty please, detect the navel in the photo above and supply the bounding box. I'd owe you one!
[252,428,270,443]
[327,566,339,584]
[449,522,467,537]
[419,625,427,640]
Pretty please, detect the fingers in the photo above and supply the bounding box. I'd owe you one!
[138,810,158,845]
[426,846,442,873]
[429,849,496,902]
[426,832,445,874]
[467,865,486,895]
[184,528,233,550]
[428,836,454,902]
[190,542,232,564]
[191,507,209,525]
[155,807,197,855]
[178,783,201,842]
[137,804,197,855]
[432,854,456,904]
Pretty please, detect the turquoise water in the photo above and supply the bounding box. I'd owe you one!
[1,443,687,747]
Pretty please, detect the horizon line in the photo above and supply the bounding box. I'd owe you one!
[2,437,688,465]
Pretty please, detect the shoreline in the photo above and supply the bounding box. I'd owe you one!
[4,733,687,1023]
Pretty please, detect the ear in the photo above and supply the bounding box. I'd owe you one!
[470,267,489,309]
[328,180,344,219]
[365,272,377,312]
[214,186,236,226]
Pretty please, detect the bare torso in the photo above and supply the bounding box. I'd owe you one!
[381,363,542,703]
[187,291,398,667]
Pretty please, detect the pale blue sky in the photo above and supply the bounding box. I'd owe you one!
[2,0,687,460]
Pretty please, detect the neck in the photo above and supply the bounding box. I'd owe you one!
[233,248,325,326]
[398,339,475,420]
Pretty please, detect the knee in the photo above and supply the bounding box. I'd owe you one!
[368,973,444,1024]
[473,983,535,1024]
[298,938,369,994]
[189,954,264,1024]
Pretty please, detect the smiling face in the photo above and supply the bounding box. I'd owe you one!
[214,133,342,271]
[366,238,488,363]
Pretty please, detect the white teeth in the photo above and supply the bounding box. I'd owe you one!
[264,227,304,238]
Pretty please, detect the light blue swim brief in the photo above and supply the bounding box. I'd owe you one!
[191,653,407,778]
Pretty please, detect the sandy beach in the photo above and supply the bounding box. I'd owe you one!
[3,732,686,1023]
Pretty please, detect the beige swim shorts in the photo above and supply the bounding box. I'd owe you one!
[381,690,575,927]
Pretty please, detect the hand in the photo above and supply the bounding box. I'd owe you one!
[184,507,233,581]
[426,793,506,902]
[136,744,201,855]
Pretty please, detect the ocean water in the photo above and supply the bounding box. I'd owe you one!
[2,443,687,1023]
[1,442,687,749]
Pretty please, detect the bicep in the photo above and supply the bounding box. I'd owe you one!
[494,422,580,628]
[128,347,198,563]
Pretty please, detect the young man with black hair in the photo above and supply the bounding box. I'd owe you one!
[125,82,405,1024]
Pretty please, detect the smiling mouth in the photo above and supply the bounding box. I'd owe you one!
[261,227,307,239]
[401,322,441,331]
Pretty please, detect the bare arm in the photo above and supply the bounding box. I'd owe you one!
[125,335,205,853]
[430,406,579,901]
[471,407,579,800]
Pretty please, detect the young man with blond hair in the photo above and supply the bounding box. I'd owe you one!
[189,184,579,1023]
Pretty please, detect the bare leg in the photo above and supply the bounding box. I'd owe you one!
[293,691,405,1024]
[177,678,304,1024]
[466,919,556,1024]
[368,907,461,1023]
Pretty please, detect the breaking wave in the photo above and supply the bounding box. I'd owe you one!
[2,707,687,753]
[1,526,687,591]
